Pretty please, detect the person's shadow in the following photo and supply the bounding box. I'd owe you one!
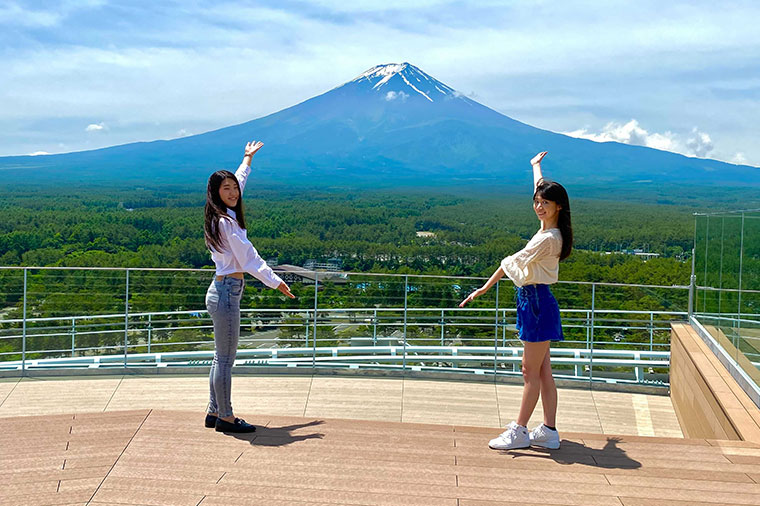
[500,437,642,469]
[224,420,325,446]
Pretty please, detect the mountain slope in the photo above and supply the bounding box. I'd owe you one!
[1,63,757,188]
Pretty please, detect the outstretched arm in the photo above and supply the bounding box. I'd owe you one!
[234,140,265,195]
[220,219,296,299]
[531,151,548,192]
[459,266,505,307]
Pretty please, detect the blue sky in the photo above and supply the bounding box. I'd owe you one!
[2,0,759,166]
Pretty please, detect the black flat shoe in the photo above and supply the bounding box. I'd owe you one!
[205,414,217,428]
[215,417,256,433]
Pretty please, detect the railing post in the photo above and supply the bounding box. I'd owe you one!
[589,283,595,384]
[688,215,697,318]
[718,217,725,314]
[493,281,499,376]
[312,273,318,368]
[502,309,506,348]
[494,281,500,341]
[403,275,408,372]
[147,314,152,354]
[738,212,745,331]
[305,312,309,348]
[702,216,710,314]
[71,317,76,357]
[123,269,129,368]
[440,309,444,346]
[373,308,378,346]
[649,312,654,352]
[21,267,27,375]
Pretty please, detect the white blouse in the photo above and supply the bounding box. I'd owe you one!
[500,228,562,287]
[210,162,284,289]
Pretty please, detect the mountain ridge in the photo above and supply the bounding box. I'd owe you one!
[1,63,757,189]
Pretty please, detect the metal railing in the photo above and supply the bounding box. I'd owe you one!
[0,267,689,385]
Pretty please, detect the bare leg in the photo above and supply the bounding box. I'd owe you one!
[539,345,557,427]
[517,341,550,427]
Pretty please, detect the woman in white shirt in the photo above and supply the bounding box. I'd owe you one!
[460,151,573,450]
[203,141,295,433]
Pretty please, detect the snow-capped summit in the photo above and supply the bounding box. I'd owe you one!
[348,62,462,103]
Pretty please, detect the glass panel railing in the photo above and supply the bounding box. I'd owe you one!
[694,210,760,391]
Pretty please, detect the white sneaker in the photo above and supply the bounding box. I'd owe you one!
[529,423,560,449]
[488,421,530,450]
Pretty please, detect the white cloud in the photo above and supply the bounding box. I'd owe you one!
[452,90,478,100]
[384,90,409,101]
[0,3,60,28]
[685,127,713,158]
[563,120,716,159]
[732,152,748,165]
[176,129,189,137]
[85,122,107,132]
[0,1,106,29]
[563,120,674,150]
[28,151,50,156]
[305,0,452,12]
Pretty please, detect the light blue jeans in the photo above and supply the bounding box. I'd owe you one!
[205,276,244,418]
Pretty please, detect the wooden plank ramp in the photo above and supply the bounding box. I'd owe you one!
[671,323,760,442]
[2,409,760,506]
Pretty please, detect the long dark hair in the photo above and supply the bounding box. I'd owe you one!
[534,179,573,261]
[204,170,247,252]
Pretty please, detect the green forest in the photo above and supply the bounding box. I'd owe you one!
[0,185,695,280]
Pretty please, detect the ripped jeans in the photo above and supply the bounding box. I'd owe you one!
[205,276,244,418]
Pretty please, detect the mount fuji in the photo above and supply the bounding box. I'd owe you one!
[1,62,757,188]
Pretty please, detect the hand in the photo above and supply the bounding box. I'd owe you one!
[459,286,487,307]
[277,281,296,299]
[244,140,264,158]
[530,151,548,166]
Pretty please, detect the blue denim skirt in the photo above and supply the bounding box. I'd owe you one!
[515,284,564,343]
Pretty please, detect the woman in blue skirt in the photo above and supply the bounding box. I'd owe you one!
[460,151,573,450]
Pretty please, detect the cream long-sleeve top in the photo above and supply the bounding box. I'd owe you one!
[209,162,284,289]
[500,228,562,287]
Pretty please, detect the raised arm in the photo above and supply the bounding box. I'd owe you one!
[234,140,264,195]
[531,151,548,192]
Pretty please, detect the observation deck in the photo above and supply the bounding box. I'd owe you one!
[1,209,759,504]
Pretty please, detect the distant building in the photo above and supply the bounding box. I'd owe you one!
[276,264,348,285]
[416,231,436,238]
[621,248,660,260]
[304,258,342,271]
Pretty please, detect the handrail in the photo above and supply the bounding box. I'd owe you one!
[0,265,691,289]
[0,346,672,387]
[693,208,760,216]
[0,306,687,325]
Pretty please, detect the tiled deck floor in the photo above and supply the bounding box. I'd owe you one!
[2,409,760,506]
[0,375,683,437]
